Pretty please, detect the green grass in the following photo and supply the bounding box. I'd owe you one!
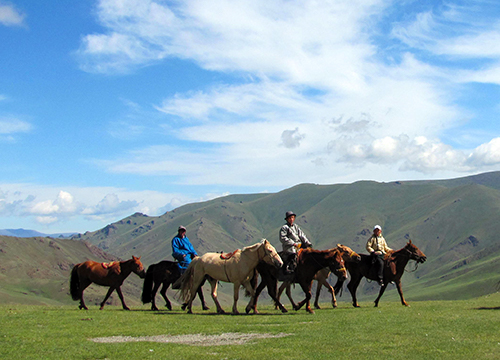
[2,294,500,360]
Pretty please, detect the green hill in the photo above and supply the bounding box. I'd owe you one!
[4,171,500,307]
[69,171,500,303]
[0,236,143,307]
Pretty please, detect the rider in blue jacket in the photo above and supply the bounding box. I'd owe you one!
[171,226,198,273]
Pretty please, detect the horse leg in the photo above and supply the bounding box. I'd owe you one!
[347,276,362,308]
[78,280,92,310]
[209,279,225,314]
[115,286,130,310]
[266,278,287,313]
[296,281,314,313]
[159,282,171,311]
[373,283,388,307]
[246,279,264,314]
[283,282,300,310]
[197,285,210,311]
[100,287,116,310]
[150,281,162,311]
[319,279,337,309]
[395,280,409,307]
[232,283,241,315]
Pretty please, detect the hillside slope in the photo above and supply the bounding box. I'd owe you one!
[0,236,143,307]
[71,171,500,302]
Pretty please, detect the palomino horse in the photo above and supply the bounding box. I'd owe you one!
[335,240,426,307]
[70,256,146,310]
[249,246,348,314]
[141,260,209,311]
[277,244,361,309]
[179,239,283,314]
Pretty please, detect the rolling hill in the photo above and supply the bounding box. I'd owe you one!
[0,236,144,307]
[71,171,500,302]
[3,171,500,307]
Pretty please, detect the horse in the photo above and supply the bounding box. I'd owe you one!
[141,260,209,311]
[70,256,146,310]
[249,245,348,314]
[334,240,427,307]
[276,244,361,309]
[179,239,283,314]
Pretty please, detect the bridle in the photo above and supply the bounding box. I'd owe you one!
[258,243,281,265]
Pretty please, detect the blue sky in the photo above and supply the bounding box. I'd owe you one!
[1,0,500,233]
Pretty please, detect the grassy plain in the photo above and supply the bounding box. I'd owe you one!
[1,293,499,360]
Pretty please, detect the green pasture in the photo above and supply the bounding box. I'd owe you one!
[1,294,499,360]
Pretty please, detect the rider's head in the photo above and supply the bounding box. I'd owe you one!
[285,211,296,225]
[373,225,382,235]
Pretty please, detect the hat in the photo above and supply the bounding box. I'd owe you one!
[178,225,187,232]
[373,225,382,231]
[285,211,296,219]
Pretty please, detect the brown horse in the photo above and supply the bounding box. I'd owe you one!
[70,256,146,310]
[335,240,426,307]
[249,246,348,314]
[277,244,361,309]
[141,260,209,311]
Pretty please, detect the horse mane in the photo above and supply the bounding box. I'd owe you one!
[242,239,268,252]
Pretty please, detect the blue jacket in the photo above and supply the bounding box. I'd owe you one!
[172,235,197,270]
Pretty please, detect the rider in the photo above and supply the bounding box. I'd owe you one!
[171,225,198,274]
[279,211,312,274]
[366,225,392,286]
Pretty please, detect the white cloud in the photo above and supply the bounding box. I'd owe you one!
[0,118,32,134]
[0,3,25,27]
[78,0,500,187]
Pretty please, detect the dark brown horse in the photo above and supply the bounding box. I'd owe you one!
[335,240,427,307]
[141,260,209,311]
[277,244,361,309]
[247,246,347,314]
[70,256,146,310]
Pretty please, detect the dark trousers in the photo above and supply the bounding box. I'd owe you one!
[371,253,384,280]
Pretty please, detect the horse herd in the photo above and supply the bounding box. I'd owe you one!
[69,239,427,314]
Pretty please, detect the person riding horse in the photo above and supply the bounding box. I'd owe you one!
[279,211,312,274]
[171,226,198,274]
[366,225,392,286]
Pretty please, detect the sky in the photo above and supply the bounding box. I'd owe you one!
[1,0,500,234]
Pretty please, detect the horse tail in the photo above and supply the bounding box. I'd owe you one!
[141,263,156,304]
[70,265,80,301]
[179,261,196,304]
[333,278,345,297]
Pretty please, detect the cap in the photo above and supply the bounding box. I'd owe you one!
[373,225,382,231]
[178,226,187,232]
[285,211,296,219]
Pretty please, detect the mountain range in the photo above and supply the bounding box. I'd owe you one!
[2,171,500,306]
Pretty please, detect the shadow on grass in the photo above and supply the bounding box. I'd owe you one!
[474,306,500,310]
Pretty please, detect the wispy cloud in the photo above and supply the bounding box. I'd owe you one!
[0,2,25,27]
[77,0,500,187]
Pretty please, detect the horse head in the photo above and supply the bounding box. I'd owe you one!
[131,256,147,278]
[328,249,347,280]
[260,239,283,268]
[404,240,427,264]
[337,244,361,263]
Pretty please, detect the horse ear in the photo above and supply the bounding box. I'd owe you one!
[408,239,412,244]
[336,244,341,247]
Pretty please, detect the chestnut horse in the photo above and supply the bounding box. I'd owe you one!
[249,246,348,314]
[141,260,209,311]
[70,256,146,310]
[179,239,283,314]
[276,244,361,309]
[335,240,426,307]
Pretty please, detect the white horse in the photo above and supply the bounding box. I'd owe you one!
[180,239,282,314]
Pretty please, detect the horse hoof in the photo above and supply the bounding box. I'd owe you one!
[314,305,321,310]
[202,306,210,311]
[281,307,288,313]
[307,309,315,314]
[123,307,131,311]
[181,304,187,311]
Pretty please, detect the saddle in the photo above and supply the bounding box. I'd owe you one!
[220,250,238,260]
[101,261,121,275]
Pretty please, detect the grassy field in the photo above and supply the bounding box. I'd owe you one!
[1,293,499,360]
